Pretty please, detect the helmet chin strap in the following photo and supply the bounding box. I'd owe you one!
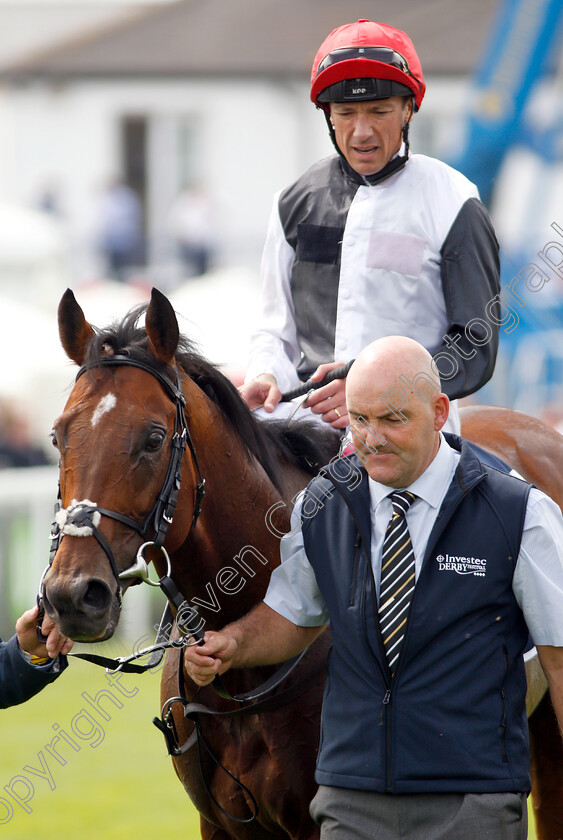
[324,108,411,186]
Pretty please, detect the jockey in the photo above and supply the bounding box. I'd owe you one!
[239,19,501,435]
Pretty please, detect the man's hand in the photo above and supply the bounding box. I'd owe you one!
[303,361,349,429]
[184,630,238,686]
[238,374,282,412]
[16,605,74,661]
[184,604,327,686]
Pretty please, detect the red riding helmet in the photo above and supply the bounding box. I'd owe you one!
[311,20,426,112]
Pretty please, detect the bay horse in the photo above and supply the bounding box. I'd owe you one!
[43,287,563,840]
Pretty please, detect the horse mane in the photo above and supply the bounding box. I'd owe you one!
[85,304,341,491]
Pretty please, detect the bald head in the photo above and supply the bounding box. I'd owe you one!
[346,336,449,487]
[347,336,439,401]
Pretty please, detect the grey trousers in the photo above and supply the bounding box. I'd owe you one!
[310,785,528,840]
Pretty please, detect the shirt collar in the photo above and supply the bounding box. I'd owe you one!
[368,433,459,512]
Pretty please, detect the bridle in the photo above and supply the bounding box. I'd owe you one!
[43,354,206,606]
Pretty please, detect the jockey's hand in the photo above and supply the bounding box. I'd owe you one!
[303,361,349,429]
[238,375,282,413]
[184,631,237,687]
[16,605,74,661]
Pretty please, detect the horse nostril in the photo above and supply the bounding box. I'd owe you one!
[82,579,113,612]
[44,575,114,618]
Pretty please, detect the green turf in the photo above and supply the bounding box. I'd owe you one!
[0,658,200,839]
[0,659,538,839]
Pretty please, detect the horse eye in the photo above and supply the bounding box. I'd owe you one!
[50,430,59,449]
[146,430,165,451]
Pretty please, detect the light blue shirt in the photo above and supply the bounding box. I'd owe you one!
[264,435,563,646]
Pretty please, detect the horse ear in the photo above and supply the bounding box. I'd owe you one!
[58,288,96,366]
[146,288,179,365]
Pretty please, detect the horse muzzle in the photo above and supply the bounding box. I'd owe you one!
[42,567,121,642]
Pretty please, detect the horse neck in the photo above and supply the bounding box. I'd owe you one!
[170,384,304,630]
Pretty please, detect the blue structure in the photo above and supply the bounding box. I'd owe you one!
[449,0,563,205]
[448,0,563,415]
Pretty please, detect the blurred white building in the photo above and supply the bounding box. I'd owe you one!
[0,0,498,285]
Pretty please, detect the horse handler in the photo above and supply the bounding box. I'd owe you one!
[185,336,563,840]
[1,605,72,709]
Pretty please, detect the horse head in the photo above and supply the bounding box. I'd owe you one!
[44,287,340,647]
[43,287,197,641]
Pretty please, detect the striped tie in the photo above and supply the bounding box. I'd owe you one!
[379,490,417,673]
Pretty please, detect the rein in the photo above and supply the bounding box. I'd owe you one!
[152,641,326,825]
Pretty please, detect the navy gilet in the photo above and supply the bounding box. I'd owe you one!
[301,435,532,793]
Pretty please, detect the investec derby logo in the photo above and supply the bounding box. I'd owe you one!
[436,554,487,576]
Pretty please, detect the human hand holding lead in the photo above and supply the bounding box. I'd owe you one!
[16,604,74,661]
[183,630,238,686]
[304,361,349,428]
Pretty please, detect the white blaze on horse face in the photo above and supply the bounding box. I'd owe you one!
[91,393,117,428]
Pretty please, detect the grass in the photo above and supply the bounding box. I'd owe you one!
[0,658,200,839]
[0,658,538,839]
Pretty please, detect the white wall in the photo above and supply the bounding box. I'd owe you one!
[0,76,335,282]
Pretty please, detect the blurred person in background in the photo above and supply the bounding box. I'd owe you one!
[239,20,500,435]
[34,179,63,218]
[1,605,72,708]
[97,178,144,282]
[0,401,49,469]
[167,183,218,277]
